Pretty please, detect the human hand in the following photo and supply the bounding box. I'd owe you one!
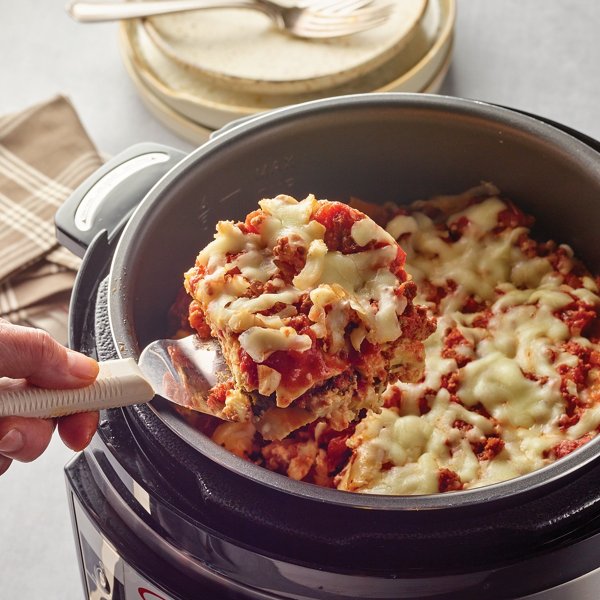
[0,319,99,476]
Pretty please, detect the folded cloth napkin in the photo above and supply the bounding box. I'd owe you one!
[0,96,104,345]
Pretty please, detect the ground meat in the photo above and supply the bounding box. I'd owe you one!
[471,436,505,461]
[312,201,366,254]
[556,300,598,336]
[438,468,463,492]
[272,234,308,282]
[546,434,595,459]
[494,202,534,231]
[441,327,473,368]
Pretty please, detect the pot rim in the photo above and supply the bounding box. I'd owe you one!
[108,92,600,510]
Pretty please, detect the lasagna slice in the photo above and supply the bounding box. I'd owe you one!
[184,194,434,440]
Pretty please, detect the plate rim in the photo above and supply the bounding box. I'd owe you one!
[140,0,429,95]
[121,28,454,138]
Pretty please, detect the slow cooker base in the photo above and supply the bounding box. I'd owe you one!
[65,436,600,600]
[63,98,600,599]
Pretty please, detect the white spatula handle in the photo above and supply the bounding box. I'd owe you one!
[0,358,155,418]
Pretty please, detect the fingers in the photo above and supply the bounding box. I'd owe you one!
[0,320,99,389]
[0,416,55,463]
[0,321,101,475]
[57,412,99,451]
[0,412,99,471]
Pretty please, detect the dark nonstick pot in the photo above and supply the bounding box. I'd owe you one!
[57,93,600,577]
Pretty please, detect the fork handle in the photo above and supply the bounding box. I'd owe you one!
[66,0,261,22]
[0,358,155,418]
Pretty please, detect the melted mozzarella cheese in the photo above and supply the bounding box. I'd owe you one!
[351,216,396,247]
[339,192,600,495]
[239,326,313,362]
[447,195,506,232]
[458,352,561,428]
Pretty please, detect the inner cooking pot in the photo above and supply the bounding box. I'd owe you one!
[65,94,600,516]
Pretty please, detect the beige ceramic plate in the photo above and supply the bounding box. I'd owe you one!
[121,27,453,145]
[122,50,212,145]
[120,0,455,129]
[143,0,428,95]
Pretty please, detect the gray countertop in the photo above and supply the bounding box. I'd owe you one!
[1,1,599,598]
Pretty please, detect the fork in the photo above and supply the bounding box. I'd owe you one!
[66,0,393,38]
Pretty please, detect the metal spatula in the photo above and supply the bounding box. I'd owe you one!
[0,335,232,420]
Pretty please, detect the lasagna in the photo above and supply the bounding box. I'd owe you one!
[184,194,434,440]
[201,184,600,494]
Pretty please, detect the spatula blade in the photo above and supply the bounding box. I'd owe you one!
[138,334,233,420]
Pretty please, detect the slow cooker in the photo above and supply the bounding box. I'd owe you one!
[56,94,600,599]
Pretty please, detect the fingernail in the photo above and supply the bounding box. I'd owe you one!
[67,350,99,381]
[0,429,25,455]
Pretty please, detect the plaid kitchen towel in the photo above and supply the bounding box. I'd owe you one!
[0,96,104,344]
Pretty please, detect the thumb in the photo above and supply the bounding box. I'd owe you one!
[0,320,98,389]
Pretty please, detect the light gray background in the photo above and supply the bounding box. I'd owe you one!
[0,1,599,599]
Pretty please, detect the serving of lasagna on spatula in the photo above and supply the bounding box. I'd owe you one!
[183,194,435,441]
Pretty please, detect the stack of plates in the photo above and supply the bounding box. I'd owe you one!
[119,0,456,144]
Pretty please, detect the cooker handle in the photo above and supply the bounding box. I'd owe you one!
[55,143,187,257]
